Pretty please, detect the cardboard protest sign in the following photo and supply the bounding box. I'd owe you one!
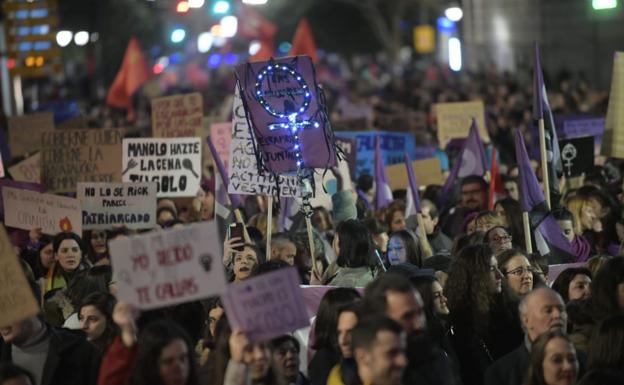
[40,128,123,193]
[2,187,82,235]
[0,180,44,218]
[152,93,203,138]
[558,136,594,177]
[603,52,624,158]
[122,137,202,197]
[235,56,337,173]
[335,137,357,177]
[109,221,226,310]
[222,267,309,342]
[435,101,489,147]
[78,182,157,230]
[8,112,55,158]
[548,263,585,285]
[57,116,89,130]
[335,131,416,178]
[8,152,40,184]
[386,157,444,190]
[210,122,232,171]
[0,224,40,327]
[228,87,300,197]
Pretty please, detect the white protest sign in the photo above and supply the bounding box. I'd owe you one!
[122,137,202,197]
[221,267,310,342]
[8,152,40,183]
[228,86,300,197]
[78,182,157,230]
[109,221,226,310]
[2,187,82,235]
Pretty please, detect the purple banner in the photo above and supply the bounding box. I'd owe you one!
[562,118,604,144]
[235,56,337,173]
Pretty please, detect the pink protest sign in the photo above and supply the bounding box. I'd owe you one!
[235,56,337,173]
[210,122,232,171]
[222,267,309,342]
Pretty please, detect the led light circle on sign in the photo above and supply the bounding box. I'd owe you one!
[254,64,312,118]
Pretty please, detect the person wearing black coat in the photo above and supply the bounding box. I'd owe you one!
[0,314,101,385]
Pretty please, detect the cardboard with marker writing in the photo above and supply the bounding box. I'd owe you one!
[0,224,40,328]
[152,93,203,138]
[122,137,202,197]
[435,100,489,147]
[8,152,40,184]
[109,221,226,310]
[386,157,444,190]
[2,187,82,235]
[40,128,123,193]
[78,182,157,230]
[8,112,54,158]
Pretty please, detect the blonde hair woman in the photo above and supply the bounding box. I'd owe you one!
[565,196,602,235]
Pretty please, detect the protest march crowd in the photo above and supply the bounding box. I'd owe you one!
[0,39,623,385]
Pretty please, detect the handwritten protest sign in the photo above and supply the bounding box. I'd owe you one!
[228,87,300,197]
[210,122,232,171]
[335,137,357,177]
[235,57,337,173]
[40,128,123,193]
[2,187,82,235]
[222,267,309,342]
[562,118,604,140]
[122,137,202,197]
[78,182,157,230]
[8,112,54,158]
[8,152,40,184]
[0,224,40,328]
[386,157,444,190]
[152,93,203,138]
[57,116,89,130]
[558,136,594,177]
[335,131,416,178]
[0,180,44,218]
[109,221,226,310]
[435,100,489,147]
[603,52,624,158]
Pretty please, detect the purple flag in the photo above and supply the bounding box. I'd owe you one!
[404,153,421,217]
[357,189,372,211]
[277,196,297,232]
[440,119,487,208]
[514,129,574,262]
[375,135,393,210]
[533,41,562,205]
[207,137,242,209]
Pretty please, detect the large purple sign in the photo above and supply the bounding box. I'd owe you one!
[235,56,337,173]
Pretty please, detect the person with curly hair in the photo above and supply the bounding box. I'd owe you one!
[445,244,523,385]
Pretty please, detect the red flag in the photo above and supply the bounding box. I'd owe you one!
[238,5,277,40]
[106,37,150,121]
[288,18,318,63]
[488,148,504,210]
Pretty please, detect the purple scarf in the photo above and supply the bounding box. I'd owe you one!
[571,235,591,263]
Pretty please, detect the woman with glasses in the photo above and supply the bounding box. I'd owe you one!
[485,226,514,257]
[497,249,534,297]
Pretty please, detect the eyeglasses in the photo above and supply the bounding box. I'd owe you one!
[504,266,535,277]
[490,234,512,243]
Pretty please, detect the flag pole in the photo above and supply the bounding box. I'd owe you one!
[522,212,533,253]
[538,118,551,209]
[266,196,273,257]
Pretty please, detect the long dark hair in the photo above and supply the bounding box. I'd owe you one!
[311,287,361,352]
[129,320,199,385]
[445,244,497,332]
[78,292,118,352]
[66,265,112,310]
[52,231,89,274]
[590,257,624,321]
[388,230,424,267]
[335,220,376,269]
[552,267,592,303]
[524,330,577,385]
[587,314,624,371]
[494,198,525,247]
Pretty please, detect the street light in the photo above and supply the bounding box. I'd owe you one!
[56,30,72,47]
[170,28,186,43]
[242,0,268,4]
[444,4,463,22]
[220,16,238,38]
[74,31,89,46]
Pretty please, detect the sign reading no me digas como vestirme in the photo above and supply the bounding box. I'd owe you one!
[122,138,202,197]
[78,182,157,230]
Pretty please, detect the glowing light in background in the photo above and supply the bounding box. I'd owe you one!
[448,37,462,72]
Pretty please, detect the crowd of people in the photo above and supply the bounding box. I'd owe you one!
[0,53,622,385]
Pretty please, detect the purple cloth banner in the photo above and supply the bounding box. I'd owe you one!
[404,153,421,217]
[207,137,242,209]
[235,56,337,173]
